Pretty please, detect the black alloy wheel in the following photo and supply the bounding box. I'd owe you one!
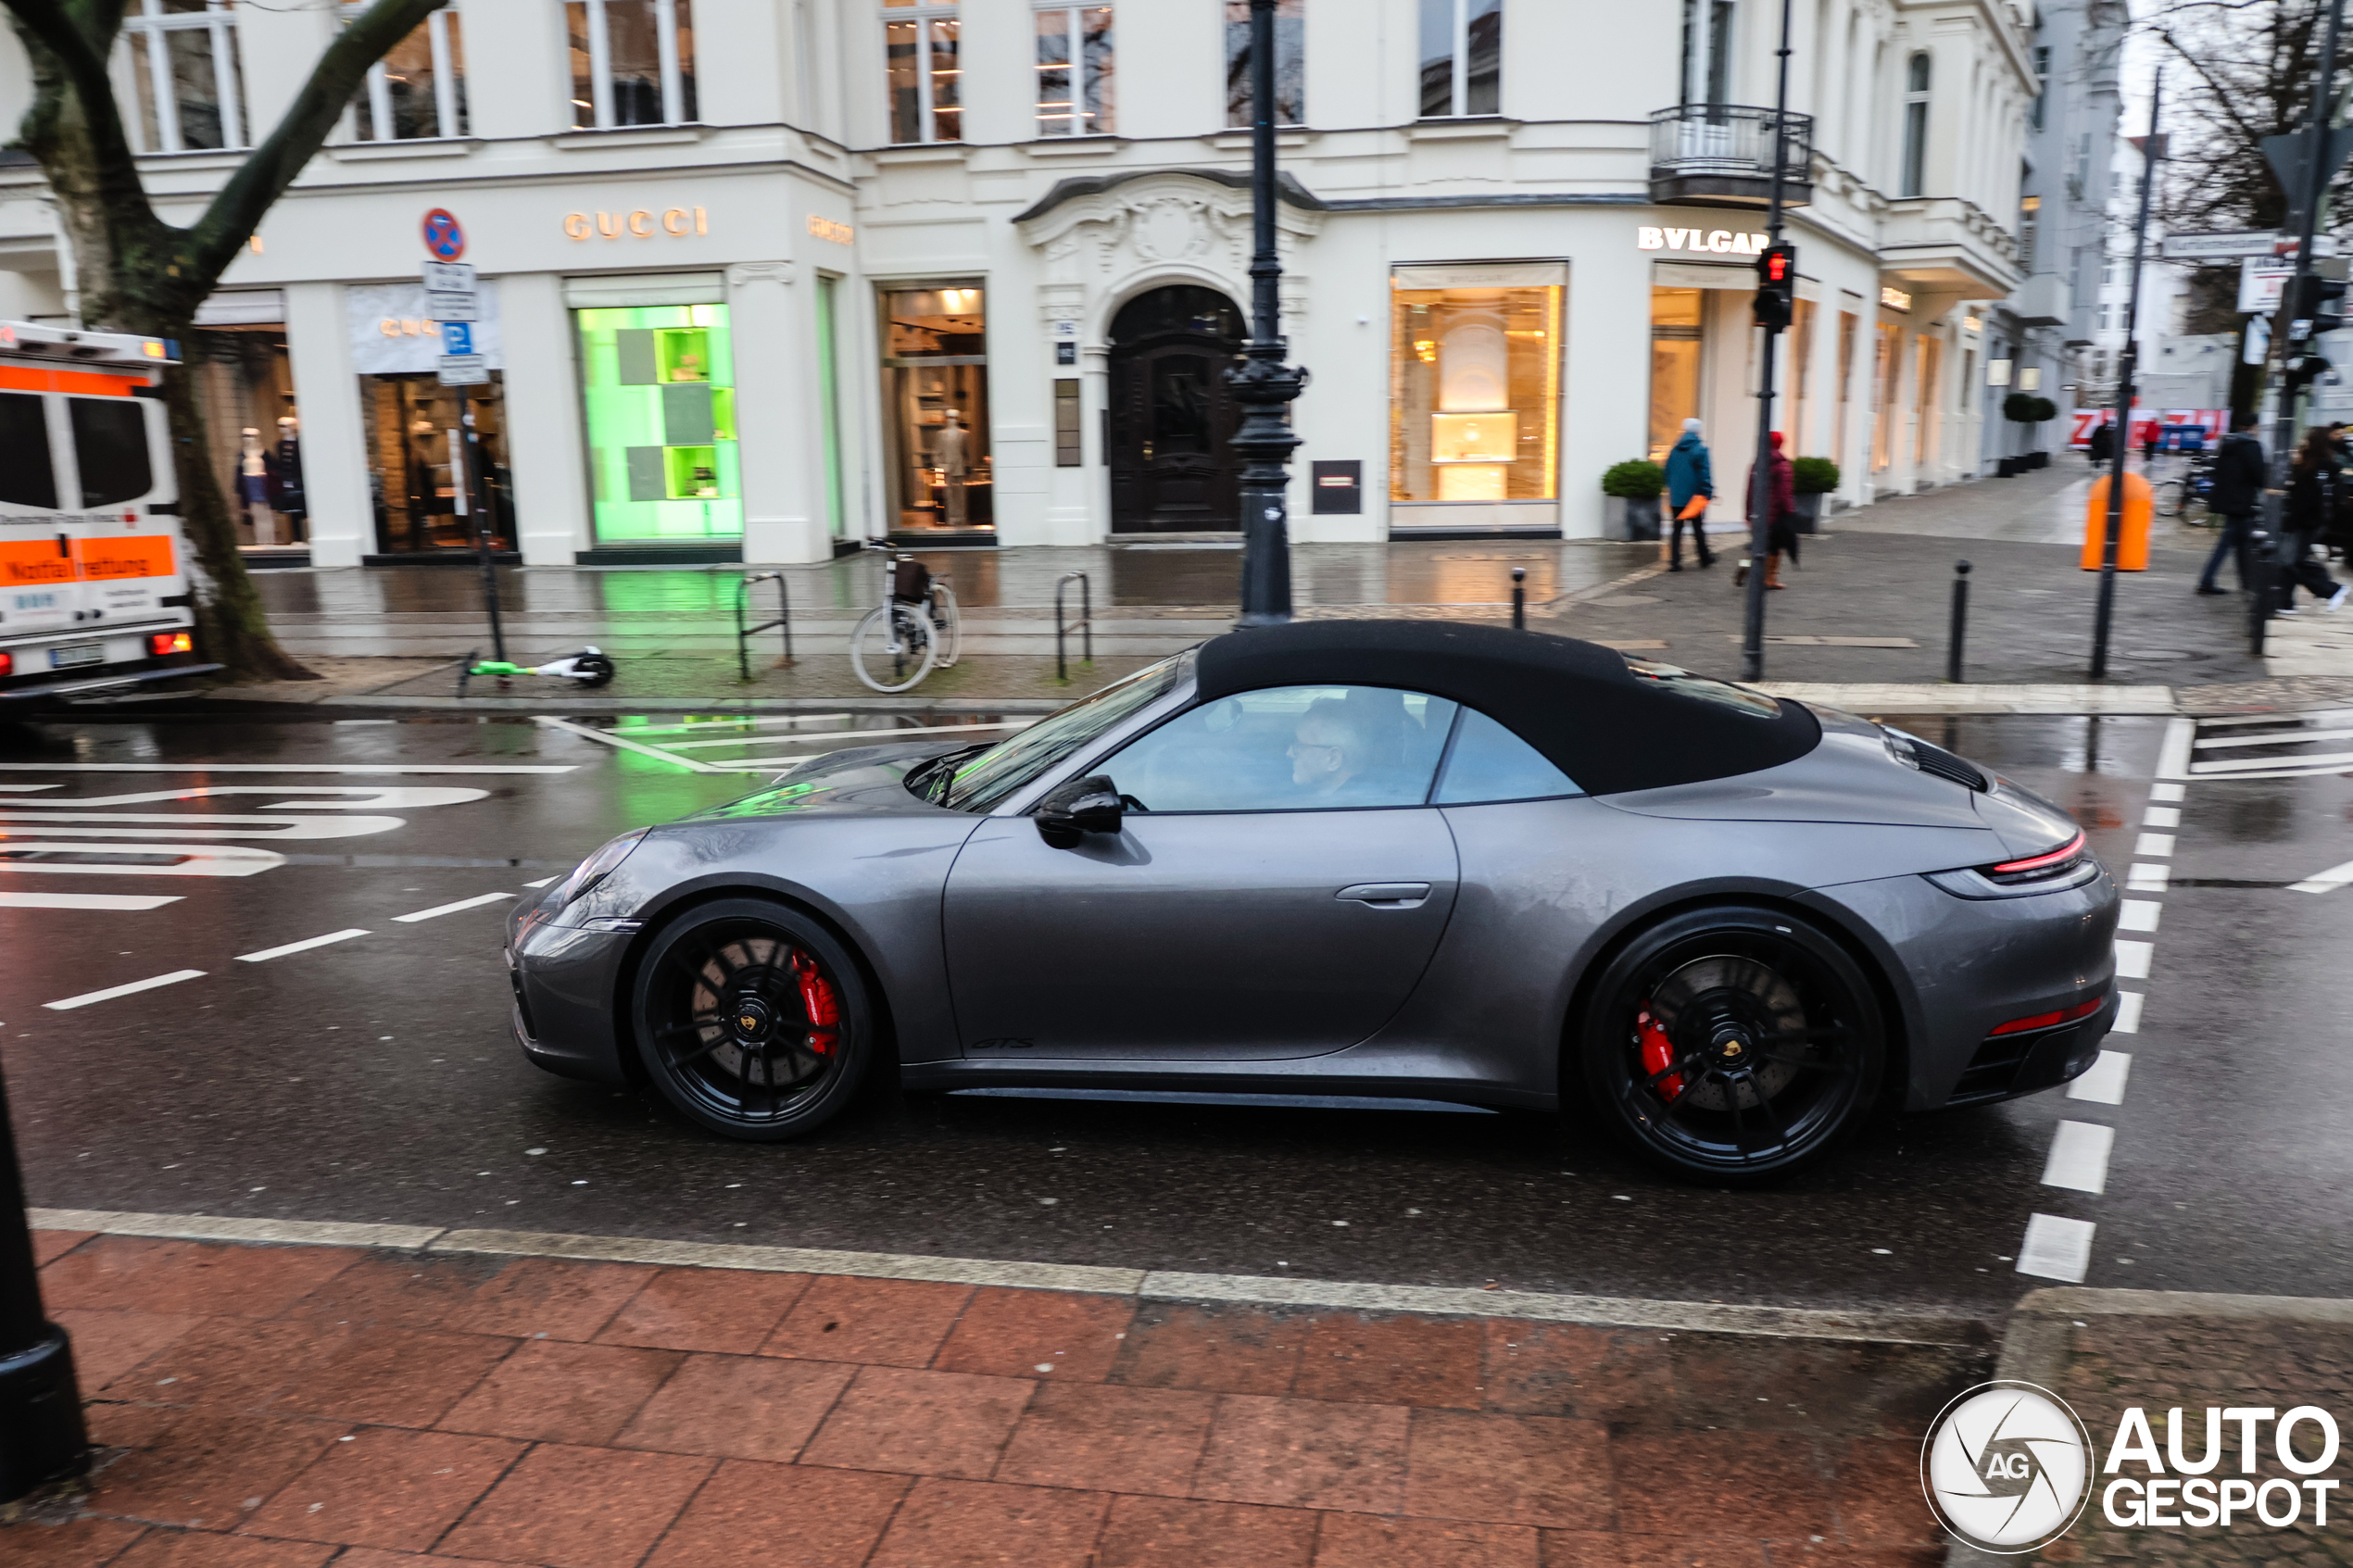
[631,897,873,1141]
[1579,905,1884,1183]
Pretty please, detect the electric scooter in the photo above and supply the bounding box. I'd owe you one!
[457,646,616,696]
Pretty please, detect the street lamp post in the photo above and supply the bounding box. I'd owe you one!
[1738,0,1797,684]
[2089,72,2164,681]
[1231,0,1308,629]
[0,1059,89,1500]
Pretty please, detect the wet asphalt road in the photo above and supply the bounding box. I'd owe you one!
[1,705,2347,1321]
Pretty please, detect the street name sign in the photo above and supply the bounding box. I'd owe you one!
[2163,232,2283,260]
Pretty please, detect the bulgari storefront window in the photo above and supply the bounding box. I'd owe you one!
[1388,263,1562,532]
[882,284,991,536]
[574,299,740,545]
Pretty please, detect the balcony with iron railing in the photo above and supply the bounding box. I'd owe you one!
[1648,104,1814,209]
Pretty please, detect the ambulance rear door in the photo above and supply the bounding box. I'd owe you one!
[0,385,83,643]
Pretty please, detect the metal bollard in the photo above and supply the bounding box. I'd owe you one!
[1054,571,1092,683]
[2247,529,2272,658]
[1946,560,1970,684]
[1511,567,1526,631]
[735,572,794,683]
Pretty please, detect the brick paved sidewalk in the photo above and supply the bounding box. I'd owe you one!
[4,1232,1981,1568]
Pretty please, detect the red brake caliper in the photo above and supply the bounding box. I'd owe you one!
[1637,1004,1682,1103]
[790,950,839,1056]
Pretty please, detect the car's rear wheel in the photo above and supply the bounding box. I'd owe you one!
[1578,905,1884,1183]
[631,897,873,1141]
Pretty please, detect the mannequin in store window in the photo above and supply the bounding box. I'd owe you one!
[267,413,306,545]
[937,408,971,529]
[239,427,275,545]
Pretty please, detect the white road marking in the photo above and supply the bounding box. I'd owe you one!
[2069,1050,2133,1105]
[2110,991,2145,1035]
[2133,832,2176,857]
[2291,859,2353,896]
[2194,726,2353,749]
[0,843,286,878]
[0,891,182,911]
[2017,1213,2096,1283]
[1,786,485,809]
[2118,899,2161,933]
[0,812,408,841]
[530,716,725,774]
[2114,939,2153,979]
[2156,716,2197,781]
[2167,764,2353,782]
[2126,864,2170,892]
[522,876,559,889]
[44,969,207,1010]
[2141,805,2180,827]
[0,763,573,775]
[2042,1121,2114,1195]
[2150,782,2184,802]
[2192,750,2353,773]
[236,929,371,963]
[619,714,854,737]
[392,891,513,923]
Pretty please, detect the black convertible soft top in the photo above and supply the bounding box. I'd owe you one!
[1192,620,1821,797]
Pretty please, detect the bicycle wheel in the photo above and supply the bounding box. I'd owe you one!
[929,584,962,669]
[851,602,937,693]
[2158,480,2185,519]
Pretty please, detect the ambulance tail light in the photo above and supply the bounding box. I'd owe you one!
[150,632,194,657]
[0,652,12,676]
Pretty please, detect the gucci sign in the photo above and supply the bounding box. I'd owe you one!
[806,215,854,245]
[564,207,711,241]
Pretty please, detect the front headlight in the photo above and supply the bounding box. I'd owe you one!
[553,828,648,909]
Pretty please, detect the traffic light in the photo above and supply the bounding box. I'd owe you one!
[2286,270,2348,339]
[1754,243,1797,331]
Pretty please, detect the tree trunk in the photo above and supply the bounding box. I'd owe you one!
[157,350,313,683]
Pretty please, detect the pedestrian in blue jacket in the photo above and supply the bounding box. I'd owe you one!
[1662,419,1716,570]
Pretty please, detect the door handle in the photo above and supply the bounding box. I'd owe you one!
[1336,883,1431,909]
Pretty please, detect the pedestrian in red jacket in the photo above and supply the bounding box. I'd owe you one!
[1735,432,1800,590]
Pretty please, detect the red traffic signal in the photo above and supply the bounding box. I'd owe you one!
[1754,242,1798,330]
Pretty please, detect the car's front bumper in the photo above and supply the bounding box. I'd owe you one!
[507,909,635,1084]
[1802,863,2121,1111]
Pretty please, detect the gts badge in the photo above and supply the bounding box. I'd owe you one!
[970,1037,1036,1051]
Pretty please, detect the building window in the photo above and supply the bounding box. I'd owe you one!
[1054,381,1083,466]
[120,0,247,154]
[1899,52,1930,198]
[1834,307,1857,467]
[1646,286,1704,464]
[567,0,697,130]
[346,5,466,141]
[1225,0,1303,129]
[574,303,740,543]
[2018,193,2039,271]
[1681,0,1734,107]
[1789,296,1815,454]
[1418,0,1501,119]
[2030,44,2049,131]
[1914,332,1941,469]
[1035,6,1114,136]
[883,286,992,533]
[1390,272,1562,504]
[886,0,962,144]
[1871,320,1899,473]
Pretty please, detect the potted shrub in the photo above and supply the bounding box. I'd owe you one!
[2003,392,2057,471]
[1790,457,1839,533]
[1600,459,1666,540]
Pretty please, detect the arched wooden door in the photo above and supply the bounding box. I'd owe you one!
[1107,285,1245,533]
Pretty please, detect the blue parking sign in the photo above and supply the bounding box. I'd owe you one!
[441,320,473,356]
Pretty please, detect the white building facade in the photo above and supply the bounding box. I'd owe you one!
[0,0,2039,567]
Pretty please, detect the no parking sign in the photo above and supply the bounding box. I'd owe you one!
[422,207,465,261]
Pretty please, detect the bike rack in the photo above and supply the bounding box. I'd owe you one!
[1054,571,1093,684]
[736,572,794,683]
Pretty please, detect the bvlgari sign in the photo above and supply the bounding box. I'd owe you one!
[1638,224,1770,257]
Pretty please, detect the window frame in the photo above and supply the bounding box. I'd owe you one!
[1418,0,1502,120]
[1899,51,1931,199]
[570,0,698,132]
[884,0,963,144]
[343,3,466,143]
[119,0,246,155]
[1224,0,1304,130]
[1033,3,1114,137]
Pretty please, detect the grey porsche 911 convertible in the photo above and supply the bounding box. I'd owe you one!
[507,621,2119,1181]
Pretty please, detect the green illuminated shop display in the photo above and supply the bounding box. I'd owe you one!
[575,304,742,542]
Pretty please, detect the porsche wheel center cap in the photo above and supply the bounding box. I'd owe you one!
[732,997,774,1040]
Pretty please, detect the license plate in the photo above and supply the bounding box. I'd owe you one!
[49,644,105,670]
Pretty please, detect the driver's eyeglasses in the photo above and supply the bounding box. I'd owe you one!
[1287,742,1341,759]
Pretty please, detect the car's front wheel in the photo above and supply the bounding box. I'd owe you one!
[631,898,874,1141]
[1578,905,1884,1183]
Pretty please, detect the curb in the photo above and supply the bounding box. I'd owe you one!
[31,1207,1988,1348]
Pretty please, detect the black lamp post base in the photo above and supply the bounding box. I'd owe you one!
[1235,485,1295,627]
[0,1325,91,1501]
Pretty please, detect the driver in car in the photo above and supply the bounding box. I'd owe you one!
[1288,696,1412,804]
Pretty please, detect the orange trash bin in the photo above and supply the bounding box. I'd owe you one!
[2080,472,2153,571]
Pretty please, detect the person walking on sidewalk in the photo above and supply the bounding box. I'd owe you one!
[2196,410,2268,596]
[2280,425,2351,616]
[1734,432,1798,590]
[2088,418,2117,465]
[1662,418,1716,571]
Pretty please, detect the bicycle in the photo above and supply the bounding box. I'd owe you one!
[850,545,961,693]
[2159,453,2218,527]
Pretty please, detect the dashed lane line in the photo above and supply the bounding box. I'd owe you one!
[2109,993,2145,1035]
[2041,1121,2115,1195]
[2126,864,2169,892]
[392,892,513,923]
[2118,899,2161,933]
[2193,726,2353,748]
[531,715,726,775]
[0,763,575,775]
[236,929,371,963]
[2291,859,2353,896]
[522,876,560,889]
[2114,939,2153,979]
[0,892,181,911]
[2019,1213,2097,1284]
[2069,1050,2133,1105]
[44,969,207,1010]
[2133,832,2176,857]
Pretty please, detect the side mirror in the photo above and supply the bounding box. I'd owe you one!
[1036,773,1125,849]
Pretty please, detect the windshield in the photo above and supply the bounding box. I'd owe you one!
[938,653,1190,812]
[1621,656,1784,719]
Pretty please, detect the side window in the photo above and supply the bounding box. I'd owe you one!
[1433,707,1579,804]
[69,397,154,508]
[1101,685,1459,813]
[0,394,58,508]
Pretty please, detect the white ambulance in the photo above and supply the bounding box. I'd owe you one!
[0,320,217,705]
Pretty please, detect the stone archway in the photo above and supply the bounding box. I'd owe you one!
[1106,284,1246,533]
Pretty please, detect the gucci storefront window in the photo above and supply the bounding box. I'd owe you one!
[346,282,512,556]
[573,301,741,545]
[1388,263,1563,533]
[881,284,991,537]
